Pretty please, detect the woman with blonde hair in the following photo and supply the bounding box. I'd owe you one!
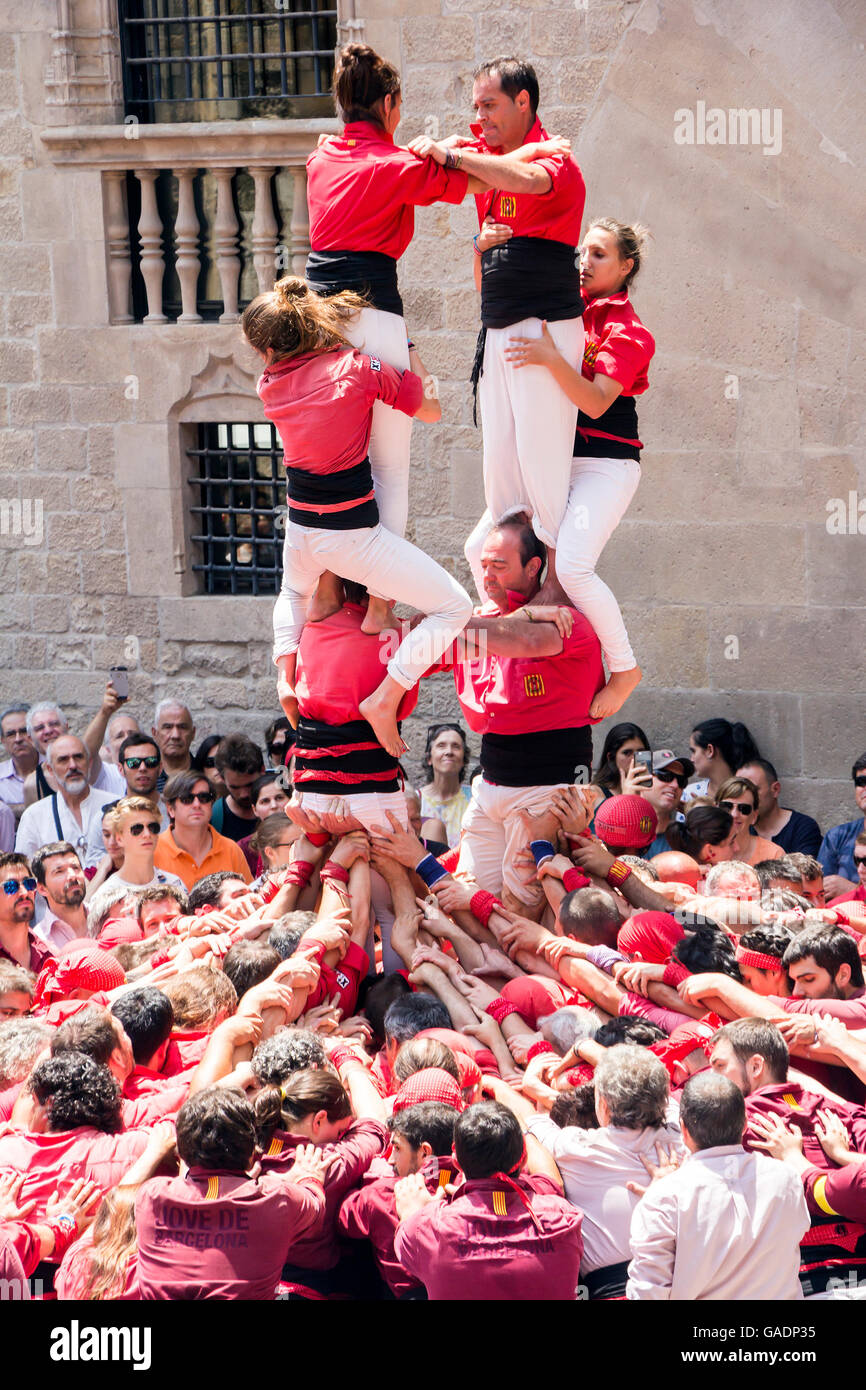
[104,796,185,893]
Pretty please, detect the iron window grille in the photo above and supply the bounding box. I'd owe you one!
[119,0,338,123]
[188,421,286,594]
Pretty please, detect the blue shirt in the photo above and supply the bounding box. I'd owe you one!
[818,817,865,882]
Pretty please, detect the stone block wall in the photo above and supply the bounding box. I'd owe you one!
[0,0,864,826]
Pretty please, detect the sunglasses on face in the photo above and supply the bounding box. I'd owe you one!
[177,791,214,805]
[719,800,756,816]
[855,777,866,789]
[124,755,160,769]
[127,821,162,837]
[202,757,219,768]
[655,770,687,788]
[2,877,37,895]
[854,856,866,868]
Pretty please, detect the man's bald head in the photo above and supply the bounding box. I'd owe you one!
[679,1070,745,1153]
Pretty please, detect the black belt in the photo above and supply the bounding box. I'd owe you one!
[481,725,593,788]
[306,249,403,317]
[286,456,379,531]
[583,1260,629,1300]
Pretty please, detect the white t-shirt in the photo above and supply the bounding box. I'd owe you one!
[104,868,186,894]
[680,778,709,804]
[15,789,117,870]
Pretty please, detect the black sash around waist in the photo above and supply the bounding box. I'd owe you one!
[286,456,379,530]
[575,393,643,461]
[798,1214,866,1297]
[471,236,584,421]
[306,249,403,317]
[480,725,592,788]
[584,1261,629,1301]
[293,716,401,794]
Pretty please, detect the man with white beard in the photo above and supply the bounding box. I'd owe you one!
[15,736,115,871]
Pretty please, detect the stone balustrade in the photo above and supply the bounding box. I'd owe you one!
[42,119,338,323]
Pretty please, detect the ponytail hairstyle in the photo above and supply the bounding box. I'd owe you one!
[333,44,401,126]
[690,718,761,776]
[79,1187,139,1301]
[253,1068,351,1149]
[241,276,367,365]
[586,218,651,291]
[666,806,734,862]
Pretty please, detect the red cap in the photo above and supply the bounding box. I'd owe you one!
[97,916,145,950]
[392,1068,464,1113]
[617,910,684,965]
[594,795,657,849]
[33,940,126,1010]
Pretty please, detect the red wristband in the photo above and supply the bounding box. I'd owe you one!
[526,1041,556,1063]
[485,997,519,1024]
[471,889,503,928]
[307,831,330,848]
[566,1062,596,1087]
[328,1045,355,1072]
[286,860,315,888]
[260,878,281,903]
[662,961,689,988]
[47,1217,78,1260]
[320,861,350,884]
[562,867,591,892]
[606,860,632,888]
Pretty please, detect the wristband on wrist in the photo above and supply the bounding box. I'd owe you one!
[526,1040,556,1064]
[306,831,330,848]
[562,866,591,892]
[472,233,482,255]
[470,889,503,928]
[320,861,350,885]
[606,860,632,888]
[328,1045,355,1072]
[530,839,557,867]
[283,860,314,889]
[47,1213,77,1260]
[415,853,448,889]
[407,340,416,350]
[485,996,519,1024]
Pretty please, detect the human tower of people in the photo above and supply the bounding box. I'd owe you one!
[3,46,866,1305]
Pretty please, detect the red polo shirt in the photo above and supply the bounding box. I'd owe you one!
[581,290,655,397]
[307,121,469,259]
[258,348,423,477]
[296,602,419,725]
[449,592,604,735]
[471,116,585,245]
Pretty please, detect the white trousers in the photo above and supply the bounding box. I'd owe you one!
[293,789,409,834]
[465,314,584,599]
[556,455,642,672]
[273,521,472,687]
[344,307,411,537]
[456,777,573,905]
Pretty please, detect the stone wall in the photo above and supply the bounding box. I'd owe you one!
[1,0,864,826]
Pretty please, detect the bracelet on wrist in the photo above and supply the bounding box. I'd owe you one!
[415,853,449,889]
[530,839,556,868]
[526,1040,556,1064]
[606,860,632,888]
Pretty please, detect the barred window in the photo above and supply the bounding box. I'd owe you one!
[188,422,286,595]
[119,0,338,123]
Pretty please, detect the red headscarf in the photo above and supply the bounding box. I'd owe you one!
[392,1068,464,1113]
[32,940,125,1012]
[617,911,685,965]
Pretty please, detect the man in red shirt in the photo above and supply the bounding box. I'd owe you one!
[447,520,603,904]
[409,58,586,601]
[394,1101,583,1300]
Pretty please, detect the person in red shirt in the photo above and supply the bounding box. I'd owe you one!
[410,60,585,624]
[242,276,472,760]
[338,1099,458,1299]
[505,219,655,719]
[394,1100,583,1301]
[135,1086,327,1300]
[444,519,603,904]
[306,45,575,632]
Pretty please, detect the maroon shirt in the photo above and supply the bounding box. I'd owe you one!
[744,1082,866,1168]
[0,930,52,974]
[338,1154,458,1298]
[394,1174,584,1301]
[135,1167,325,1300]
[258,1119,387,1270]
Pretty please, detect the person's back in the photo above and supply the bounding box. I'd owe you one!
[295,600,418,727]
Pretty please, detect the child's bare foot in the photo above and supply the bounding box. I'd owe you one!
[307,571,343,623]
[361,596,394,635]
[589,666,642,719]
[359,679,408,760]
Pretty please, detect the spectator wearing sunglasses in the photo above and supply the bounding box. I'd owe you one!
[619,751,692,859]
[265,717,295,771]
[194,735,227,802]
[825,830,866,909]
[103,797,186,894]
[85,737,169,872]
[714,777,784,868]
[0,852,52,973]
[817,753,866,901]
[419,724,472,849]
[154,773,252,892]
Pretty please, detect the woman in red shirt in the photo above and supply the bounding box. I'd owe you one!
[505,218,655,720]
[242,276,472,760]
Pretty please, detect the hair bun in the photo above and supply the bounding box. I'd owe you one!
[274,275,308,304]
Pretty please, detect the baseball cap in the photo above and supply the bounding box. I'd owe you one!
[594,794,658,849]
[649,749,695,776]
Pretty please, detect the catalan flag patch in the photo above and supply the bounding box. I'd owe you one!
[205,1176,220,1201]
[266,1138,284,1158]
[782,1093,802,1110]
[499,194,516,219]
[438,1169,452,1189]
[523,673,545,698]
[492,1190,508,1216]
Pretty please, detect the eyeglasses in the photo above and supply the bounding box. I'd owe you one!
[655,770,687,788]
[719,800,756,816]
[124,755,160,769]
[855,776,866,789]
[202,757,219,768]
[2,877,37,894]
[127,821,162,836]
[854,856,866,868]
[177,791,214,805]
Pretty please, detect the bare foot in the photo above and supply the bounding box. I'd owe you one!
[307,571,343,623]
[589,665,642,719]
[360,596,394,635]
[359,682,408,761]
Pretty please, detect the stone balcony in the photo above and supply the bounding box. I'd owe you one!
[41,118,339,323]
